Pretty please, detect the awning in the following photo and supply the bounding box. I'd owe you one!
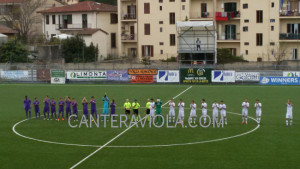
[176,21,214,29]
[53,34,74,39]
[0,33,8,38]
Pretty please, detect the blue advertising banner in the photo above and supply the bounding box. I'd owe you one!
[106,70,129,81]
[259,77,300,85]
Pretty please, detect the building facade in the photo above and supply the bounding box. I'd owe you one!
[39,1,119,60]
[118,0,300,62]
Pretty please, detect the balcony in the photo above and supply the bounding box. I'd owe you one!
[56,24,92,30]
[189,12,213,21]
[215,11,240,21]
[217,34,240,43]
[280,10,300,18]
[121,13,137,22]
[121,34,137,42]
[280,33,300,41]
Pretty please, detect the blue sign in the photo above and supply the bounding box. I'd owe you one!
[157,70,179,83]
[106,70,129,81]
[259,77,300,85]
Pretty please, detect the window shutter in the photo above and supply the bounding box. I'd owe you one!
[142,46,145,57]
[151,46,154,57]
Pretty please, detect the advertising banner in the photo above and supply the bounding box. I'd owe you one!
[157,70,180,83]
[212,70,235,83]
[66,71,106,80]
[283,71,300,77]
[235,72,260,82]
[131,75,154,83]
[128,69,158,75]
[37,69,50,81]
[50,70,65,84]
[259,77,300,85]
[180,68,211,84]
[106,70,129,81]
[0,70,29,80]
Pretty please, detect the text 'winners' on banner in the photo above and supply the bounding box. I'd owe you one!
[260,77,300,85]
[50,70,65,84]
[180,68,211,84]
[157,70,180,83]
[66,71,106,80]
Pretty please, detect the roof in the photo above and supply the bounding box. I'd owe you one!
[38,1,117,14]
[0,0,23,4]
[0,25,18,34]
[77,28,108,35]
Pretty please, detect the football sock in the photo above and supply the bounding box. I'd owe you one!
[286,120,289,126]
[290,120,292,126]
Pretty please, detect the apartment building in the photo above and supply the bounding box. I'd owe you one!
[39,1,119,59]
[118,0,300,62]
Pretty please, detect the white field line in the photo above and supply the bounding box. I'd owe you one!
[69,86,193,169]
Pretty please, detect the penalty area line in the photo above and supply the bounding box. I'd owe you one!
[69,86,193,169]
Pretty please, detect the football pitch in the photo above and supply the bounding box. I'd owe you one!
[1,84,299,169]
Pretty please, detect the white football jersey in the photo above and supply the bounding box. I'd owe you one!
[287,103,293,113]
[219,104,226,113]
[190,103,196,110]
[149,102,155,110]
[178,102,185,111]
[242,102,249,110]
[201,103,207,111]
[212,103,219,112]
[169,102,175,111]
[254,103,262,112]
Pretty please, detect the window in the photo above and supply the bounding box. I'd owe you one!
[244,19,249,23]
[270,19,275,23]
[110,13,118,24]
[144,3,150,14]
[144,24,150,35]
[224,3,237,12]
[63,15,72,24]
[160,6,162,11]
[159,42,164,45]
[82,14,87,28]
[182,5,185,10]
[142,45,153,57]
[225,25,236,40]
[256,10,263,23]
[270,42,275,46]
[169,13,175,24]
[159,0,163,3]
[160,50,163,54]
[292,48,298,60]
[243,4,248,9]
[160,27,163,32]
[245,50,248,55]
[271,2,274,8]
[170,0,175,2]
[170,34,176,46]
[244,42,249,45]
[181,0,186,2]
[256,33,263,46]
[46,15,49,24]
[271,26,274,31]
[287,24,300,34]
[159,21,163,24]
[52,15,55,24]
[243,26,248,32]
[111,33,116,48]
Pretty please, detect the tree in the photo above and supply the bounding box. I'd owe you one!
[0,39,28,63]
[2,0,47,43]
[61,36,99,63]
[217,48,247,64]
[270,43,287,66]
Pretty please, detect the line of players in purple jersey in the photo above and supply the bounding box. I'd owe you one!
[23,95,117,121]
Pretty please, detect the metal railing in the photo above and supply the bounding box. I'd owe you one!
[121,34,137,41]
[280,33,300,40]
[280,10,300,16]
[121,13,137,20]
[55,23,92,30]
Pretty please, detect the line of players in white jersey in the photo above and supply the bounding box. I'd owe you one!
[167,98,294,126]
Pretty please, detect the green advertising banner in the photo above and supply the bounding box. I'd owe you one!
[51,70,65,78]
[180,68,212,84]
[50,70,65,84]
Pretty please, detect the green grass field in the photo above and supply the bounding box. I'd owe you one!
[1,84,299,169]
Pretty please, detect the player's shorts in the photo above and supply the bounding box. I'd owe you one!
[256,111,262,117]
[125,109,130,115]
[202,110,207,117]
[220,111,226,117]
[242,109,248,116]
[133,109,138,115]
[150,110,155,117]
[286,112,293,119]
[179,110,184,118]
[189,110,197,118]
[169,110,175,117]
[146,109,150,115]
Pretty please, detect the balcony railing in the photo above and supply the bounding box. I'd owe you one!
[280,33,300,40]
[215,11,240,21]
[55,24,92,30]
[121,34,137,41]
[280,10,300,16]
[121,13,136,20]
[189,12,211,19]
